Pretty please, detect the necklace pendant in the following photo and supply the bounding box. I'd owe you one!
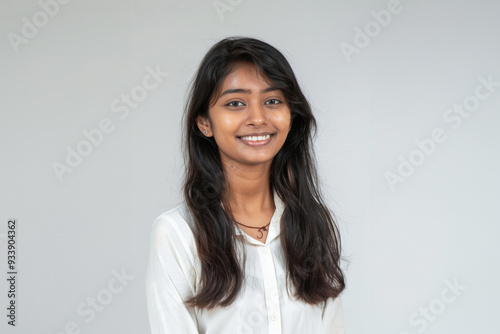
[257,229,264,239]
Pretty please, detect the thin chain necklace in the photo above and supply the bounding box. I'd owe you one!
[234,220,271,239]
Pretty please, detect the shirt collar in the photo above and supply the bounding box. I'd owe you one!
[233,189,285,246]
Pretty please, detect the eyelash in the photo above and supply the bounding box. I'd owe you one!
[225,99,283,107]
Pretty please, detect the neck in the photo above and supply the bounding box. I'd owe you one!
[221,159,274,215]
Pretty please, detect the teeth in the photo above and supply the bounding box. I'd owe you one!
[241,134,271,141]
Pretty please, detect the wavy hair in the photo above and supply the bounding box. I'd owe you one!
[182,36,345,310]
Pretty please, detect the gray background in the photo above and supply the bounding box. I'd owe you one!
[1,0,499,333]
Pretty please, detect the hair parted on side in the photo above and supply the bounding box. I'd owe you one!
[181,36,345,310]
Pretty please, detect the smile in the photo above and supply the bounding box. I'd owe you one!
[238,134,274,146]
[239,134,272,141]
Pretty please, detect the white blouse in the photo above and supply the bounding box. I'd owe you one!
[146,190,346,334]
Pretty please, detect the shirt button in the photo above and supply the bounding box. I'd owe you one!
[270,313,277,321]
[261,247,268,254]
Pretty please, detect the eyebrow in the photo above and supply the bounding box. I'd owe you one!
[219,87,282,97]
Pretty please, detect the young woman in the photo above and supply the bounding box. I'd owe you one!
[146,37,346,334]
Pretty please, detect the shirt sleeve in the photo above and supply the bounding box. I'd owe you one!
[146,215,200,334]
[322,296,346,333]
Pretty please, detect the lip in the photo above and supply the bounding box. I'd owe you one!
[237,132,274,137]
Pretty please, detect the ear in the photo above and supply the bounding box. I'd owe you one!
[196,115,212,137]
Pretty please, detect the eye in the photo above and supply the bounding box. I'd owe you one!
[265,99,283,105]
[225,101,245,107]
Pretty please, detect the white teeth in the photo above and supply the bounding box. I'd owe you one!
[241,134,271,141]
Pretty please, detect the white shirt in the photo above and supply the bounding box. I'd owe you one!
[146,190,346,334]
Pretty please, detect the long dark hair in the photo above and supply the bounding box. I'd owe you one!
[182,36,345,310]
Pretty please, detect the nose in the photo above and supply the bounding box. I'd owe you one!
[246,102,267,127]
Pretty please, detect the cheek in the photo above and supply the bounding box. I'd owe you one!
[272,110,292,130]
[211,113,241,136]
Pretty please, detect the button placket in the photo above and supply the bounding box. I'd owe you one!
[257,244,282,333]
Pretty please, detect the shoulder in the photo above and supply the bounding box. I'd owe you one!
[147,202,201,297]
[150,202,197,252]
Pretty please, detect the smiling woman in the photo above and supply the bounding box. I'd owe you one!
[146,37,346,334]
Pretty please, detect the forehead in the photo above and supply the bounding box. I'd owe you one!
[221,63,272,89]
[209,63,283,106]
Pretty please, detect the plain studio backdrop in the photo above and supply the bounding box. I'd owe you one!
[1,0,499,333]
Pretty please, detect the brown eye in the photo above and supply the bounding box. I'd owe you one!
[265,99,282,105]
[226,101,245,107]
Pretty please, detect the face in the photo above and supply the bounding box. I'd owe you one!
[197,63,292,169]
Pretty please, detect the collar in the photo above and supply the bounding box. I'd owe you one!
[232,189,285,246]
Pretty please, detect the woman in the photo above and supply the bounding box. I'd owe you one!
[146,36,346,334]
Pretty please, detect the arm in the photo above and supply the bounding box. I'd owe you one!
[322,296,346,333]
[146,216,199,334]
